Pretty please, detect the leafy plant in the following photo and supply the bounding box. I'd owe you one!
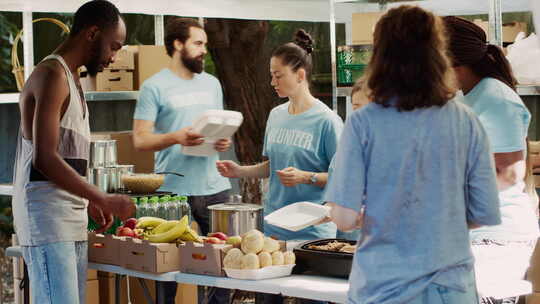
[0,12,21,93]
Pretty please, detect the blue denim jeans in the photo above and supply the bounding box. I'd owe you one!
[21,241,88,304]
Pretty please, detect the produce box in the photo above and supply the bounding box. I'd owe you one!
[179,242,232,277]
[121,237,182,273]
[88,232,124,265]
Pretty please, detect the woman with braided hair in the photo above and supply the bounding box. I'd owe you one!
[444,16,539,304]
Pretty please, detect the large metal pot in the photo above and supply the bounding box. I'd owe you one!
[89,140,117,167]
[87,167,108,193]
[208,195,263,236]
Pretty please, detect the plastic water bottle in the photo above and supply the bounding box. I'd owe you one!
[137,197,148,218]
[158,196,169,220]
[147,196,159,217]
[178,196,191,223]
[167,196,179,220]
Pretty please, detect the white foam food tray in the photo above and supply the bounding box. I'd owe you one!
[224,264,295,280]
[264,202,330,232]
[183,110,243,156]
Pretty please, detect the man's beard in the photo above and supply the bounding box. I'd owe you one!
[181,49,204,74]
[86,40,103,77]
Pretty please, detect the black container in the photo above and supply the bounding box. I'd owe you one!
[293,238,356,278]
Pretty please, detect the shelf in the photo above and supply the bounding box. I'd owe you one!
[0,91,139,104]
[336,85,540,97]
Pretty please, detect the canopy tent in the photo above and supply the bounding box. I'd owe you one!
[0,0,533,22]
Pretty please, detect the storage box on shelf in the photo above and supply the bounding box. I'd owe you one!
[125,45,170,89]
[351,12,383,45]
[473,19,528,43]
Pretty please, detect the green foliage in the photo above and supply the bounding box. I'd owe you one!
[0,196,13,236]
[0,12,22,93]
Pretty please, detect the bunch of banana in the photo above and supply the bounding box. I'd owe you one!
[177,226,203,243]
[136,217,167,229]
[146,216,189,243]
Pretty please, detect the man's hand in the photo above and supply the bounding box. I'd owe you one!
[216,160,243,178]
[214,138,231,152]
[276,167,308,187]
[92,194,135,221]
[173,127,204,146]
[88,203,114,234]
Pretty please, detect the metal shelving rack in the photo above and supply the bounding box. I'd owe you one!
[329,0,539,112]
[0,13,167,105]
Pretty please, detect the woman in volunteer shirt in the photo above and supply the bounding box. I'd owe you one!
[326,6,501,303]
[217,29,343,242]
[444,16,539,304]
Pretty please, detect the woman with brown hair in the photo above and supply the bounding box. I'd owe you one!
[444,16,539,304]
[325,6,501,304]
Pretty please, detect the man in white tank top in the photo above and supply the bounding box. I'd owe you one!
[12,1,135,303]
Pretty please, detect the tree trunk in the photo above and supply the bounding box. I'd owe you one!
[205,19,276,205]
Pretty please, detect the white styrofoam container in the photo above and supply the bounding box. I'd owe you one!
[264,202,330,232]
[224,264,295,280]
[182,110,243,156]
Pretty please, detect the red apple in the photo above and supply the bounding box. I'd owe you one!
[204,237,225,244]
[123,218,137,230]
[208,232,228,241]
[115,226,123,236]
[118,227,136,238]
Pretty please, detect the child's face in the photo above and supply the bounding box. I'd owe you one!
[351,90,370,111]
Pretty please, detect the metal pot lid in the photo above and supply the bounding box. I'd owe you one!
[208,203,263,211]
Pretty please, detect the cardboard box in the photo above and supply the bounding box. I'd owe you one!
[98,274,128,304]
[97,273,197,304]
[109,48,135,70]
[88,233,124,265]
[87,279,100,304]
[352,12,384,44]
[91,131,154,173]
[527,292,540,304]
[121,237,182,273]
[96,69,134,91]
[179,242,232,277]
[473,19,528,43]
[527,238,540,292]
[14,279,100,304]
[126,45,170,89]
[88,269,98,281]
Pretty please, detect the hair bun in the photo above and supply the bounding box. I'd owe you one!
[294,29,314,54]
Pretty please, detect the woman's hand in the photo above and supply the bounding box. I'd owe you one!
[216,160,243,178]
[214,138,231,152]
[276,167,308,187]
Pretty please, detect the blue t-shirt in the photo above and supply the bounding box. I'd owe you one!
[325,99,500,304]
[463,77,540,241]
[263,99,343,240]
[134,69,231,196]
